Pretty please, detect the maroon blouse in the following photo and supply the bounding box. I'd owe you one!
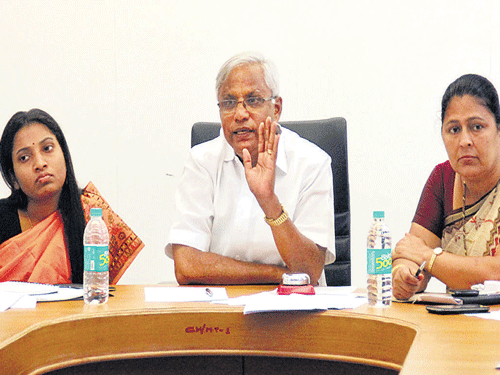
[412,161,455,238]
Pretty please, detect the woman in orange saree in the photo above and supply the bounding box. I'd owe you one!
[0,109,86,284]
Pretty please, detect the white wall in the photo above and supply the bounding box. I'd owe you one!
[1,0,499,287]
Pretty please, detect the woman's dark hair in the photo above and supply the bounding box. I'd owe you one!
[0,109,85,283]
[441,74,500,128]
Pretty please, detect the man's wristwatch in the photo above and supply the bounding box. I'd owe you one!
[264,205,288,227]
[427,247,443,274]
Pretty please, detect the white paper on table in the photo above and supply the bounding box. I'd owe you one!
[314,286,357,295]
[320,294,368,310]
[214,287,367,314]
[0,282,84,306]
[10,294,37,309]
[144,287,228,302]
[467,310,500,320]
[0,291,24,311]
[0,281,58,295]
[213,290,276,306]
[472,280,500,295]
[243,293,329,314]
[315,286,367,309]
[215,286,359,306]
[36,288,83,302]
[242,293,367,314]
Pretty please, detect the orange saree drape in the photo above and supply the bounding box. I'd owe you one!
[0,212,71,284]
[0,182,145,285]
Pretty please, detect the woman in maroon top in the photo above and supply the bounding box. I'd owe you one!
[393,74,500,300]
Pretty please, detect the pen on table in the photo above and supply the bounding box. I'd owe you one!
[415,261,426,278]
[57,284,115,292]
[57,284,83,289]
[205,287,213,297]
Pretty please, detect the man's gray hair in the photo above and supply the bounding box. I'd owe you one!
[215,51,280,98]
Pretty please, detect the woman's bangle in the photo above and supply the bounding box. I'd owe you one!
[391,264,405,275]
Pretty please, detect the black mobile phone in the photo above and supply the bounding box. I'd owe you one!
[449,289,479,297]
[426,304,489,315]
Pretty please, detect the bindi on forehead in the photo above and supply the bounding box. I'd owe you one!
[13,126,55,154]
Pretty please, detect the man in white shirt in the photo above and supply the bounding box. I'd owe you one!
[166,52,335,286]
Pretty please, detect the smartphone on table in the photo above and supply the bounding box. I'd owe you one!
[426,304,489,315]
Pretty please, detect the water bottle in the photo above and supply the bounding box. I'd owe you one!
[367,211,392,307]
[83,208,109,304]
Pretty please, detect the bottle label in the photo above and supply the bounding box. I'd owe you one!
[367,248,392,274]
[84,245,109,272]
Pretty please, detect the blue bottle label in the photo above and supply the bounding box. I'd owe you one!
[367,248,392,274]
[84,245,109,272]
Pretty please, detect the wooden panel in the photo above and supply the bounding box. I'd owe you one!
[0,309,416,374]
[2,285,500,375]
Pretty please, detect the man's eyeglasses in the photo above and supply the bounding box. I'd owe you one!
[218,96,276,113]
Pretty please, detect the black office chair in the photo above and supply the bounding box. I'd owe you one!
[191,118,351,286]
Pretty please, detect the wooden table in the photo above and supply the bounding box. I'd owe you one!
[1,285,499,375]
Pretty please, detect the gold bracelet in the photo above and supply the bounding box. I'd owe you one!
[427,247,443,275]
[391,264,405,275]
[264,205,288,227]
[427,256,436,274]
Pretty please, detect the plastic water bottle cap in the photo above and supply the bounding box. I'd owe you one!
[90,208,103,217]
[373,211,385,219]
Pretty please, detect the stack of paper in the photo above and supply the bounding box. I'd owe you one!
[144,286,367,315]
[216,287,367,314]
[0,282,84,311]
